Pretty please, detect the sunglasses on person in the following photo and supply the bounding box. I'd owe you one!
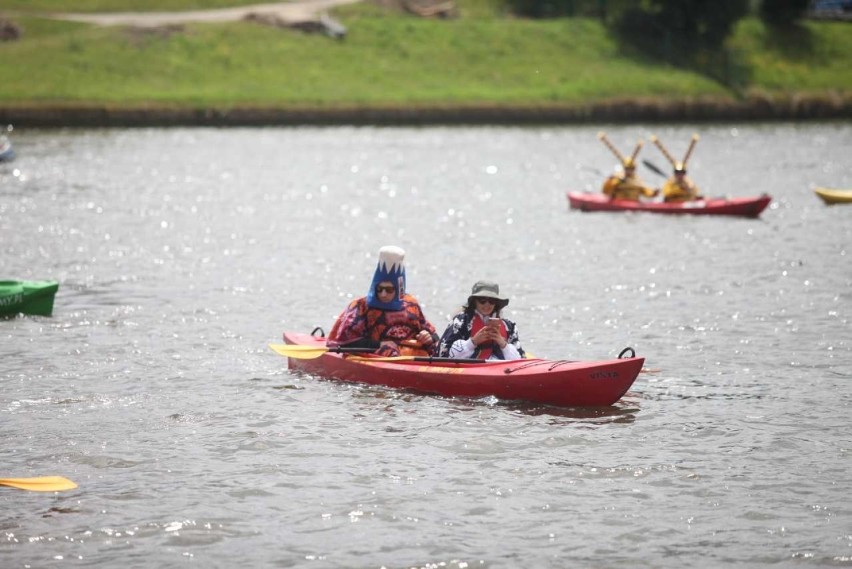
[473,297,496,305]
[375,285,396,294]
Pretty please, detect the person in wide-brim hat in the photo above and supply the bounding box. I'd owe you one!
[464,280,509,313]
[435,280,525,361]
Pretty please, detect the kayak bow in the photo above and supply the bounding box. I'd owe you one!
[813,187,852,205]
[0,280,59,317]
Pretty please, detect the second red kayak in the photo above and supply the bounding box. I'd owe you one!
[567,192,771,217]
[271,332,644,407]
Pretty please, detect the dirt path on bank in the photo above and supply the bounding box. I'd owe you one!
[51,0,363,27]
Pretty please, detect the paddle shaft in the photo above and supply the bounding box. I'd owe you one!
[642,159,668,178]
[270,343,464,361]
[319,346,375,354]
[347,355,488,364]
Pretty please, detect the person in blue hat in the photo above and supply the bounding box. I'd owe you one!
[328,246,438,357]
[434,280,525,360]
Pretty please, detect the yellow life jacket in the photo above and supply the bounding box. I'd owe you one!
[663,177,701,202]
[604,175,656,201]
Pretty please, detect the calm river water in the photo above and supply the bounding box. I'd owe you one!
[1,123,851,568]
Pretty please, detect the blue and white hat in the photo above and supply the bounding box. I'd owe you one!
[366,245,406,310]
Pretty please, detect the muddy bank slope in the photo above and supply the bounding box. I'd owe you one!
[2,94,851,127]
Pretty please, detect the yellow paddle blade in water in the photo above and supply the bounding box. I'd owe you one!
[268,343,377,359]
[0,476,78,492]
[268,343,331,359]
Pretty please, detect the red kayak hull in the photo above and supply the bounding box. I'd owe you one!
[567,192,771,217]
[279,332,644,407]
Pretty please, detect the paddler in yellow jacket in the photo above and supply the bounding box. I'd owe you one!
[650,134,704,203]
[661,166,702,203]
[598,132,658,201]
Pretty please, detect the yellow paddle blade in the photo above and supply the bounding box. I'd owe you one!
[268,343,330,360]
[0,476,78,492]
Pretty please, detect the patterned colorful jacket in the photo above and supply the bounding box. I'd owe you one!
[328,294,437,354]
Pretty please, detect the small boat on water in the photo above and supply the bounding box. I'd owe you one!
[0,136,14,162]
[0,280,59,317]
[814,187,852,205]
[271,331,645,407]
[567,192,771,218]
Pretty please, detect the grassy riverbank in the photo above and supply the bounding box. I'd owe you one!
[1,1,851,124]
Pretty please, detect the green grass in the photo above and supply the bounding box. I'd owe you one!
[0,2,850,110]
[730,18,852,93]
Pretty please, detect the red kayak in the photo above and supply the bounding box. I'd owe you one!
[271,331,644,407]
[567,192,771,217]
